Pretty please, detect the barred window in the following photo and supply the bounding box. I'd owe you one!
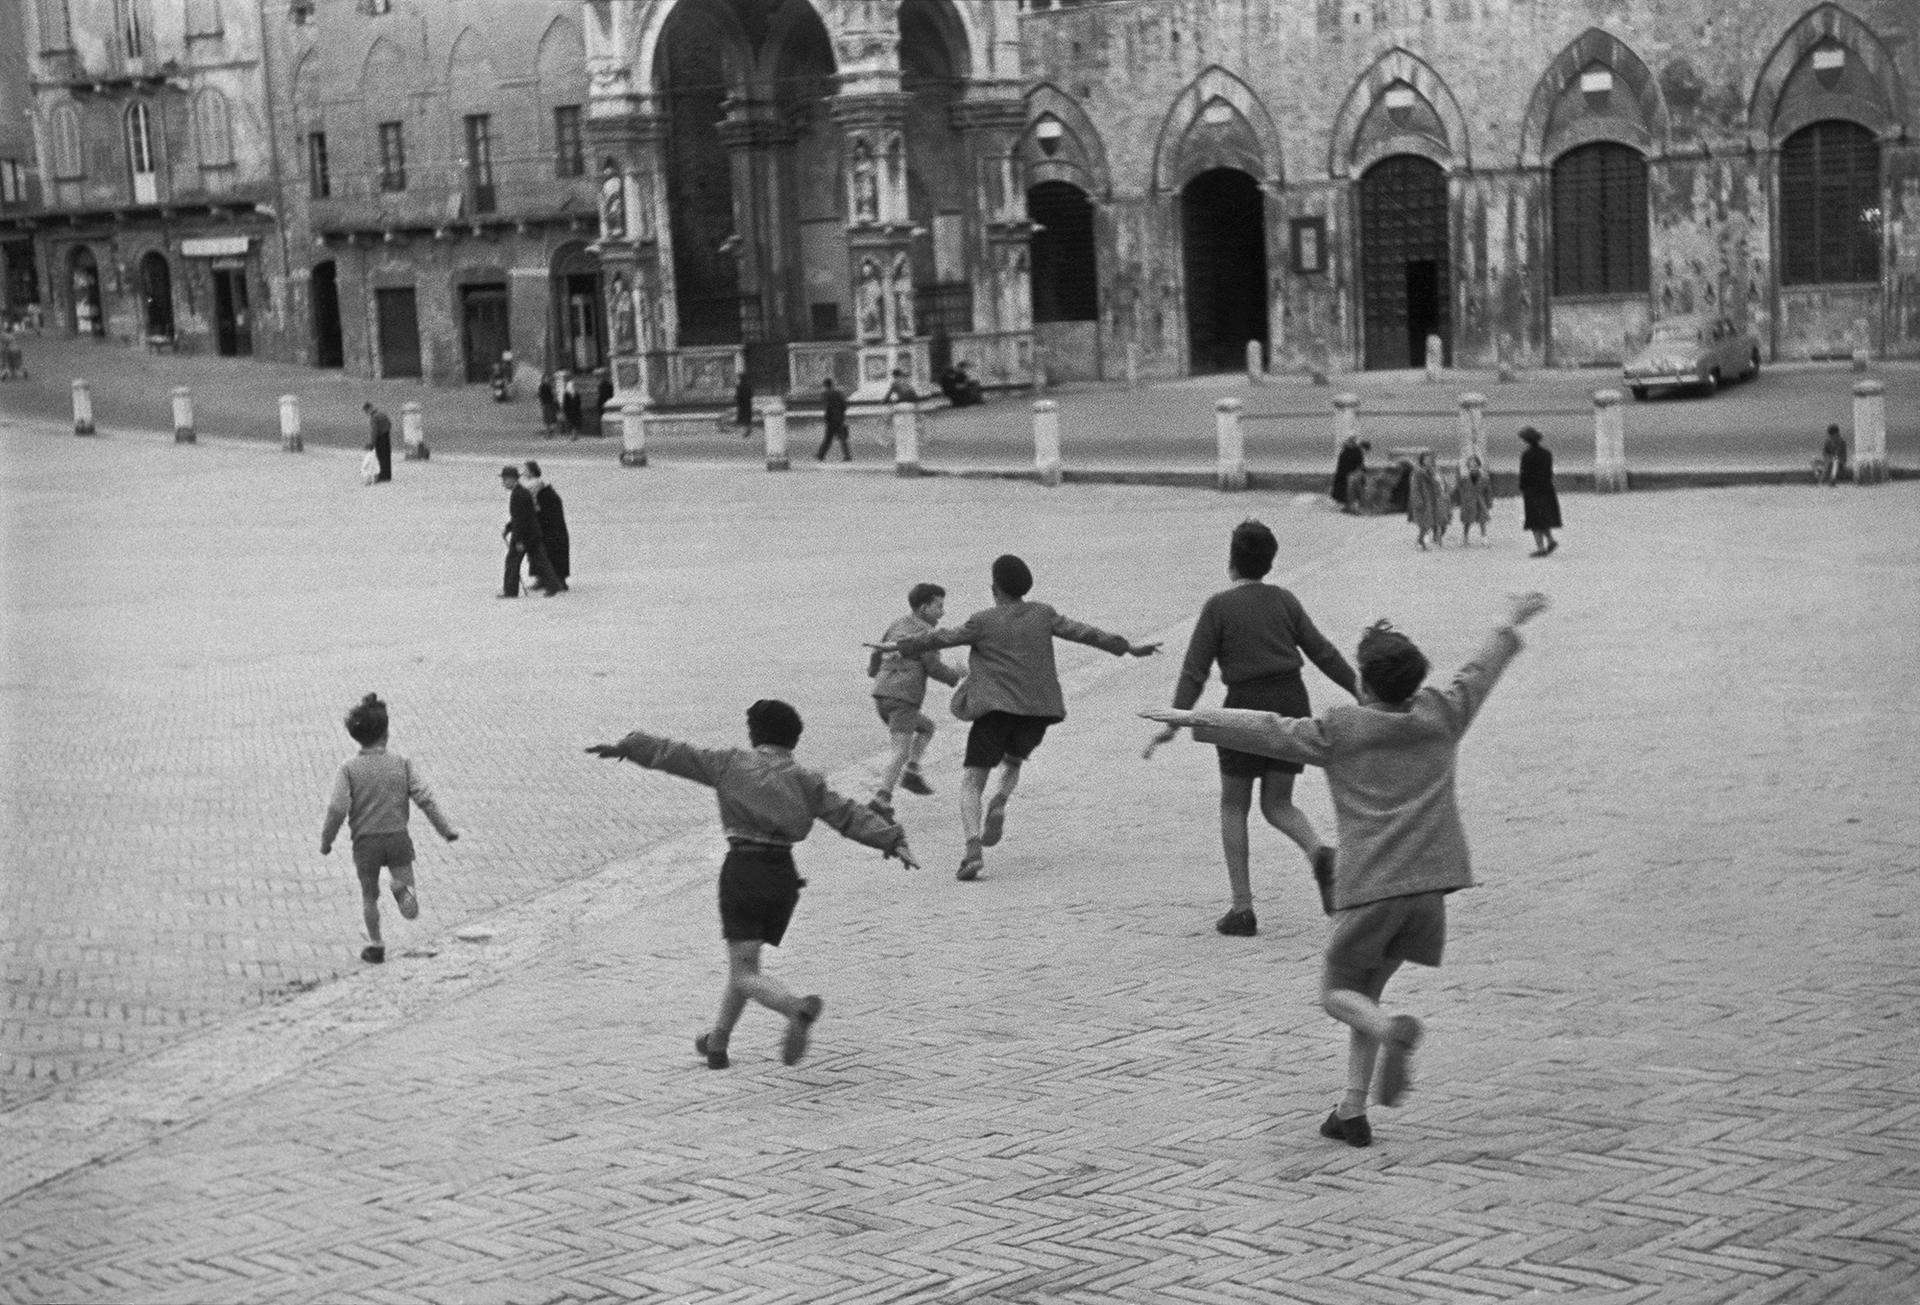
[1551,142,1648,296]
[378,121,406,192]
[1779,120,1880,285]
[553,105,584,179]
[308,131,330,198]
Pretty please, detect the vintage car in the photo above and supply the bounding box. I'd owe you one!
[1623,315,1761,399]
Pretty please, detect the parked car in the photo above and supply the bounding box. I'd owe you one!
[1623,315,1761,399]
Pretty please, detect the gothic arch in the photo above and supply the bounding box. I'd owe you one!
[1019,82,1110,199]
[899,0,974,84]
[536,13,585,80]
[359,35,409,93]
[1518,28,1668,167]
[1327,48,1470,178]
[448,26,498,88]
[636,0,830,98]
[1749,3,1906,142]
[1151,66,1283,194]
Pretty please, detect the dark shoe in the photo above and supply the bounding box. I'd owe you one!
[1320,1109,1372,1148]
[1546,538,1558,554]
[694,1033,729,1070]
[981,795,1009,848]
[1528,549,1548,558]
[1312,847,1337,916]
[496,591,520,599]
[1215,907,1258,936]
[867,795,895,822]
[360,945,385,964]
[1375,1015,1425,1108]
[782,996,824,1066]
[956,852,983,882]
[900,769,933,796]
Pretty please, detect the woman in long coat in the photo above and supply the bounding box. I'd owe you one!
[1517,426,1561,556]
[523,460,570,587]
[1330,436,1367,510]
[1406,450,1451,549]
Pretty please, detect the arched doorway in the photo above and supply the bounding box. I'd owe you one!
[1359,155,1450,370]
[1028,180,1100,380]
[1181,168,1267,374]
[140,251,174,341]
[900,0,972,362]
[311,260,344,368]
[69,247,103,337]
[550,242,603,373]
[656,0,741,346]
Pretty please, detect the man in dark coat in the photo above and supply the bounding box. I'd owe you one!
[816,375,850,461]
[733,370,754,434]
[363,402,393,482]
[499,466,563,598]
[523,460,570,587]
[1517,426,1562,557]
[1331,436,1369,511]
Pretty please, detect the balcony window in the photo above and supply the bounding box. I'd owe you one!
[308,131,330,198]
[126,101,158,203]
[378,121,406,192]
[464,114,495,214]
[554,105,584,179]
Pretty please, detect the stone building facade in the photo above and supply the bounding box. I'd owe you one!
[1,1,45,323]
[1014,0,1919,378]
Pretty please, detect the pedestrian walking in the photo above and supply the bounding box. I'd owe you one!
[1454,455,1493,543]
[1143,592,1550,1147]
[1517,427,1561,556]
[867,582,964,821]
[734,369,755,435]
[320,692,460,965]
[872,554,1161,882]
[561,375,583,439]
[1144,520,1358,936]
[1817,423,1849,486]
[537,371,559,436]
[816,376,851,461]
[586,699,920,1070]
[1407,450,1451,550]
[363,402,393,482]
[1331,436,1368,511]
[498,465,563,598]
[523,460,570,589]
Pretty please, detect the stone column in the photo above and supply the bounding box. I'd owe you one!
[1246,340,1266,385]
[621,400,647,467]
[762,397,789,472]
[1592,389,1626,492]
[401,401,427,460]
[279,394,303,452]
[1852,380,1886,485]
[72,378,94,435]
[891,401,920,477]
[171,387,195,443]
[1216,397,1247,491]
[832,91,921,402]
[1456,392,1486,471]
[1033,399,1061,487]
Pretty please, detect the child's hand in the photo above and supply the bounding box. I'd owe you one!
[1128,642,1163,658]
[892,842,921,871]
[1140,708,1197,729]
[584,743,626,760]
[1141,724,1180,759]
[864,641,900,654]
[1505,592,1550,628]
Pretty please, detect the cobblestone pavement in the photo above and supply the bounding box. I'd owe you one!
[2,420,1918,1302]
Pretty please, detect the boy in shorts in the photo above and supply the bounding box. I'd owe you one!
[1143,592,1548,1146]
[867,582,964,821]
[320,693,460,964]
[587,699,920,1069]
[873,554,1161,881]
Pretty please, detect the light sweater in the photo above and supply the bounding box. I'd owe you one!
[869,613,962,706]
[1190,626,1522,910]
[894,600,1129,722]
[321,746,456,847]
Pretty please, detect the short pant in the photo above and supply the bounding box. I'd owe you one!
[352,832,416,897]
[874,696,935,736]
[1322,890,1447,997]
[963,711,1051,770]
[1217,673,1309,778]
[718,843,804,946]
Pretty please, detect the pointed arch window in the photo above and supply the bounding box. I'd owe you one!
[1779,121,1881,285]
[196,90,234,168]
[1551,142,1647,296]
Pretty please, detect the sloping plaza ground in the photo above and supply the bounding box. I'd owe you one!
[0,414,1917,1302]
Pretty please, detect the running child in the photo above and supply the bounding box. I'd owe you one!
[320,693,460,964]
[871,554,1160,881]
[867,582,964,821]
[1143,592,1549,1147]
[587,699,919,1069]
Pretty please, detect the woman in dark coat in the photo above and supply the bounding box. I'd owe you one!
[1517,426,1561,556]
[1330,436,1368,510]
[523,460,570,586]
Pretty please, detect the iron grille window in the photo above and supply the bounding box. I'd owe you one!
[464,114,495,214]
[554,105,584,178]
[1779,120,1881,285]
[1551,143,1648,296]
[308,131,330,198]
[378,121,406,192]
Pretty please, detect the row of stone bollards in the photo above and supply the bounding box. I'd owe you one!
[70,380,435,460]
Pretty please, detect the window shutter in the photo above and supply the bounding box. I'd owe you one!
[1551,143,1648,296]
[1779,121,1880,286]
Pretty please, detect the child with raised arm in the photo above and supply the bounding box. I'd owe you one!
[867,582,964,821]
[587,699,919,1070]
[320,693,460,964]
[1143,592,1548,1147]
[872,554,1160,882]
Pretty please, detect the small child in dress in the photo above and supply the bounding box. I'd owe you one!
[1407,451,1451,550]
[867,582,964,821]
[1143,592,1549,1147]
[587,700,920,1069]
[320,693,460,964]
[1453,455,1493,543]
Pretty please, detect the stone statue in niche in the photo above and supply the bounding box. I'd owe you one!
[609,273,636,352]
[889,253,914,340]
[857,258,885,341]
[599,167,627,241]
[850,140,879,224]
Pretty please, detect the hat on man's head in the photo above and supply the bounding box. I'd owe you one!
[1518,426,1543,446]
[991,553,1033,599]
[499,464,520,479]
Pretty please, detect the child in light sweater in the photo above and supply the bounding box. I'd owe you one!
[867,582,964,821]
[1144,592,1548,1147]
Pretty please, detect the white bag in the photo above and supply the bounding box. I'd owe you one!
[360,449,380,485]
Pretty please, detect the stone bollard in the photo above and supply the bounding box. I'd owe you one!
[1457,392,1486,471]
[1033,399,1062,487]
[1332,392,1360,458]
[1215,397,1247,492]
[401,401,428,460]
[1852,347,1870,374]
[71,378,95,435]
[1593,389,1627,492]
[762,397,789,472]
[1125,340,1141,390]
[1424,334,1444,383]
[171,387,196,443]
[1852,379,1887,485]
[278,394,303,452]
[1245,339,1265,386]
[891,401,921,477]
[620,401,647,467]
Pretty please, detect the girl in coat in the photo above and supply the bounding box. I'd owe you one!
[1453,455,1493,543]
[1406,451,1450,550]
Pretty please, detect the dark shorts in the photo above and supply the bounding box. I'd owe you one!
[964,711,1052,770]
[718,844,804,947]
[875,696,935,736]
[1323,890,1448,996]
[352,832,416,896]
[1217,673,1310,777]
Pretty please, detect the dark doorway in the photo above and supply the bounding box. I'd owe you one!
[1028,181,1099,324]
[1359,155,1449,370]
[460,282,509,383]
[140,251,174,341]
[311,260,344,368]
[551,243,603,373]
[657,1,741,346]
[1181,168,1268,374]
[211,265,252,356]
[70,247,103,336]
[375,286,422,379]
[2,239,39,324]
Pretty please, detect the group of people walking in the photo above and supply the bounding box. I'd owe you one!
[1332,428,1562,557]
[498,461,570,598]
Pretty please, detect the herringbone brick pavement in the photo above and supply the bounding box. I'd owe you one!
[2,419,1917,1302]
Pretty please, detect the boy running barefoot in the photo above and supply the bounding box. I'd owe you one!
[1143,593,1548,1146]
[872,554,1160,881]
[587,700,919,1069]
[867,583,964,820]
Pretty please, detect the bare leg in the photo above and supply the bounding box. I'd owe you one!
[1257,771,1324,862]
[959,766,989,844]
[905,725,933,772]
[711,940,801,1048]
[877,729,914,798]
[1324,960,1408,1107]
[361,890,382,947]
[991,759,1022,807]
[1218,774,1256,911]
